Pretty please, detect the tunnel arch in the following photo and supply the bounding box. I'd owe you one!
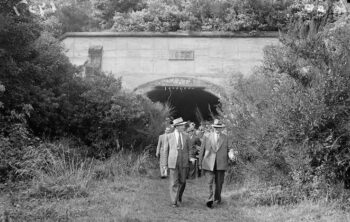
[134,77,226,124]
[134,77,226,99]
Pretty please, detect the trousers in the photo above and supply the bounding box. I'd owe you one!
[204,167,225,203]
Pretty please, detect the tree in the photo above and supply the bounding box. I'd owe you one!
[92,0,146,29]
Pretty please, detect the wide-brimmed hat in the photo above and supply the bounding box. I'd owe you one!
[172,117,187,126]
[212,119,225,128]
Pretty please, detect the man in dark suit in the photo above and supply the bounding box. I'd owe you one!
[156,127,171,178]
[164,117,196,207]
[199,119,236,208]
[187,123,201,179]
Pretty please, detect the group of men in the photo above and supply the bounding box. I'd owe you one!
[156,117,236,208]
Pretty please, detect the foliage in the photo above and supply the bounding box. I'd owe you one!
[93,149,153,180]
[92,0,146,29]
[63,73,171,158]
[27,144,92,200]
[0,1,171,182]
[56,3,92,33]
[111,0,291,32]
[10,0,350,33]
[222,1,350,204]
[0,111,37,182]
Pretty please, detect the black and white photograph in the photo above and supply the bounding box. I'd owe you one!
[1,0,350,221]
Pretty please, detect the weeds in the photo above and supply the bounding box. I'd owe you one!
[93,149,153,181]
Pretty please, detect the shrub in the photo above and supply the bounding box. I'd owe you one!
[222,3,350,204]
[111,0,290,32]
[66,72,172,158]
[0,107,38,182]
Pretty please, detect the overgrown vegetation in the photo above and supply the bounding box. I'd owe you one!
[111,0,290,32]
[20,0,291,33]
[2,1,350,220]
[0,0,170,182]
[222,0,350,206]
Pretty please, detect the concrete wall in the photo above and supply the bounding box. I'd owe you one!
[61,32,279,90]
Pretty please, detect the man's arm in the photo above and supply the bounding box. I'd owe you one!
[164,134,170,168]
[198,136,206,169]
[156,135,162,157]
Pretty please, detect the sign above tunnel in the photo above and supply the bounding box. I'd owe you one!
[134,77,227,99]
[169,50,194,60]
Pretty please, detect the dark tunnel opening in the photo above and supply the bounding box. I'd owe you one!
[146,86,220,125]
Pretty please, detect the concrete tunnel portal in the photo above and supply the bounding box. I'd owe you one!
[134,77,226,125]
[146,86,220,125]
[61,32,280,125]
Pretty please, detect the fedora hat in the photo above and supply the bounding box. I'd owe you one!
[172,117,187,126]
[212,119,225,128]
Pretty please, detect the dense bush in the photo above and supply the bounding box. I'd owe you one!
[19,0,292,32]
[66,73,172,158]
[223,1,350,203]
[111,0,290,32]
[0,1,171,182]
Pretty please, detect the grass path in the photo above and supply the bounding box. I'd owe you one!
[63,170,252,222]
[115,173,251,222]
[1,168,350,221]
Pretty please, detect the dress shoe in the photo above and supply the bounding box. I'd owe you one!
[214,199,221,205]
[206,201,213,208]
[172,204,178,208]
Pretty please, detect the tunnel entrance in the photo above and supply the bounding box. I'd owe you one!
[146,86,220,125]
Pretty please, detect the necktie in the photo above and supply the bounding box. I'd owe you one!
[177,133,182,150]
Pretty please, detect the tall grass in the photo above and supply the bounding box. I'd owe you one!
[93,149,153,181]
[15,140,154,200]
[18,141,94,199]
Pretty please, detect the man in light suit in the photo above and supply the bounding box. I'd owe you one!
[165,117,196,207]
[199,119,236,208]
[156,127,171,178]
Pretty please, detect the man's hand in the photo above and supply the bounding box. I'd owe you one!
[228,150,238,161]
[190,158,196,164]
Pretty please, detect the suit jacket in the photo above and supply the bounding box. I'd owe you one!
[199,132,232,171]
[156,134,168,166]
[165,131,194,169]
[187,133,201,156]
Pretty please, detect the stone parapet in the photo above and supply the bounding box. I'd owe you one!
[60,31,279,40]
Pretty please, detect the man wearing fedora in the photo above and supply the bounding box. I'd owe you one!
[164,117,196,207]
[156,126,172,178]
[198,119,236,208]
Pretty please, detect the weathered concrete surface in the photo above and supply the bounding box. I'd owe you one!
[61,32,279,92]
